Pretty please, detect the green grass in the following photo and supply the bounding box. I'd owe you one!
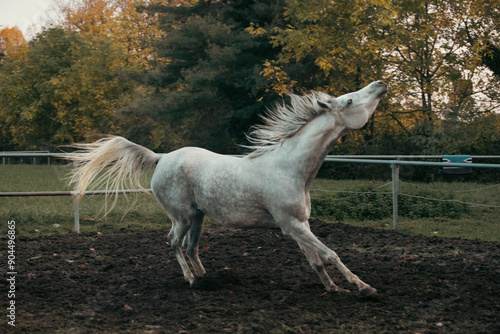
[0,165,167,236]
[1,165,499,241]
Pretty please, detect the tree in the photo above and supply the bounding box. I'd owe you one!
[262,0,394,94]
[261,0,396,148]
[0,26,26,61]
[122,0,285,153]
[261,0,500,155]
[0,27,27,149]
[452,0,500,116]
[57,0,167,69]
[0,27,133,149]
[452,0,500,77]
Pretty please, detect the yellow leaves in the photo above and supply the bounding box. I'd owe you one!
[245,23,267,38]
[371,0,391,7]
[175,82,191,92]
[0,25,134,149]
[0,26,27,61]
[315,57,334,73]
[60,0,163,69]
[260,60,297,96]
[0,26,26,48]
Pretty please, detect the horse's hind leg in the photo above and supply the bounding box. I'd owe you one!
[297,222,349,293]
[182,211,206,276]
[168,219,195,285]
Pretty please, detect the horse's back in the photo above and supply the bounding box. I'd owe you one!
[151,147,226,196]
[152,147,238,183]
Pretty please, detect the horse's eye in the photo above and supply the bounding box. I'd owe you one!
[347,99,353,105]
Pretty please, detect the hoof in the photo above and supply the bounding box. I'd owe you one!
[359,286,377,298]
[186,276,196,286]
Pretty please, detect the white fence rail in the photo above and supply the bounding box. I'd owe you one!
[1,151,50,165]
[1,152,500,232]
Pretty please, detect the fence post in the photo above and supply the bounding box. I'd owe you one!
[73,196,80,233]
[391,163,400,230]
[72,162,80,233]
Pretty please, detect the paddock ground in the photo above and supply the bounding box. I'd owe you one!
[1,220,499,333]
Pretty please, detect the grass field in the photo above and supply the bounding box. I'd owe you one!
[1,164,499,241]
[311,179,500,241]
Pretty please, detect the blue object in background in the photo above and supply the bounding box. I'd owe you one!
[440,155,473,175]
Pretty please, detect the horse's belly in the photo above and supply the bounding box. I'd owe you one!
[200,202,278,229]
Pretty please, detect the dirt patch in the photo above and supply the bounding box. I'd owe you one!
[2,220,499,333]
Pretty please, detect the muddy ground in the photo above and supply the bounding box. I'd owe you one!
[2,220,499,333]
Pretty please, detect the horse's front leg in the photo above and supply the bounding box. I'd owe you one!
[297,221,350,293]
[281,219,377,297]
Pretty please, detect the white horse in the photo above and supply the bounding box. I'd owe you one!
[65,80,388,297]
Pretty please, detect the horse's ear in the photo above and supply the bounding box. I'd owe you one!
[318,101,330,110]
[316,92,336,111]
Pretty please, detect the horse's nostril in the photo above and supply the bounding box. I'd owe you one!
[378,81,386,85]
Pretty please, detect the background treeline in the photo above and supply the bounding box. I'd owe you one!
[1,0,499,162]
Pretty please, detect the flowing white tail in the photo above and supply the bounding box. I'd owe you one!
[64,136,159,210]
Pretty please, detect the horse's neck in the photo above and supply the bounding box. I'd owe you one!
[268,113,346,190]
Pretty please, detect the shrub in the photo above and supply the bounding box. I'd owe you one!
[310,189,469,221]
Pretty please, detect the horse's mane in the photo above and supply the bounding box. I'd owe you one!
[244,92,334,157]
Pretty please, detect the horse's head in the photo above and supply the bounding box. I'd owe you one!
[330,81,388,130]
